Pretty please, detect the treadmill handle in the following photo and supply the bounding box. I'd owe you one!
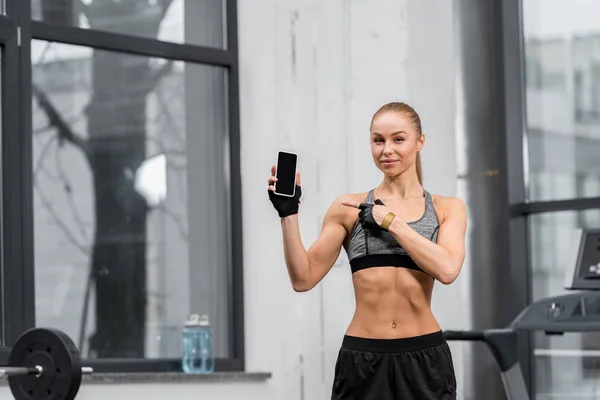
[444,329,528,400]
[444,330,485,341]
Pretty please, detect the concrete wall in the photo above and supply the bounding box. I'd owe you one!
[240,0,461,398]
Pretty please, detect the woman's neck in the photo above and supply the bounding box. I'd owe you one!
[378,173,422,199]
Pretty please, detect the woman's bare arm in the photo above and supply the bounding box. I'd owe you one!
[387,197,467,284]
[281,198,349,292]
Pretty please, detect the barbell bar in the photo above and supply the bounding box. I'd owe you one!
[0,366,94,378]
[2,327,94,400]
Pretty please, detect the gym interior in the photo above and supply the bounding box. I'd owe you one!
[0,0,599,399]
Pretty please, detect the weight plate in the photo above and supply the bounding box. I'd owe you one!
[8,328,83,400]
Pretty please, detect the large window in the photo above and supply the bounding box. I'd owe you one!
[0,0,243,372]
[31,0,226,48]
[523,0,600,202]
[519,0,600,397]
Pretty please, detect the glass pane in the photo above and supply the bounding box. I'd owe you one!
[530,209,600,397]
[523,1,600,201]
[31,0,226,49]
[32,40,231,360]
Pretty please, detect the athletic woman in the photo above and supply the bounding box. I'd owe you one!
[268,102,467,399]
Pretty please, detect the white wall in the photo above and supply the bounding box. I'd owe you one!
[12,0,465,399]
[238,0,464,398]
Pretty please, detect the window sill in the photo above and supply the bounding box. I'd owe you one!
[0,372,272,386]
[84,371,272,384]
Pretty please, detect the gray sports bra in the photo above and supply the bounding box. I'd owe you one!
[345,189,439,276]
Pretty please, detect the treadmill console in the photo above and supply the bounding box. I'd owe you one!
[511,292,600,333]
[564,228,600,291]
[511,228,600,333]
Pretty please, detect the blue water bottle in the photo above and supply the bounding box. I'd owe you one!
[182,314,214,374]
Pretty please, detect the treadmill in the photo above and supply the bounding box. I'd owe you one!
[444,228,600,400]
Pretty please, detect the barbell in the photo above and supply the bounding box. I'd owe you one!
[1,327,93,400]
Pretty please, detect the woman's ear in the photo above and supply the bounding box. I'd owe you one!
[417,133,426,152]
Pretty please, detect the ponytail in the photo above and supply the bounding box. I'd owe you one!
[416,152,423,185]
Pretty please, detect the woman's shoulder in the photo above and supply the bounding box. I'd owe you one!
[429,193,467,222]
[335,191,370,204]
[430,193,463,205]
[325,191,370,218]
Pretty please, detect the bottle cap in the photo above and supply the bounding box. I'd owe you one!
[185,314,201,327]
[199,314,210,327]
[185,314,210,327]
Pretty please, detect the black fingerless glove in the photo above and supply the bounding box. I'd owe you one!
[268,185,302,218]
[358,199,385,231]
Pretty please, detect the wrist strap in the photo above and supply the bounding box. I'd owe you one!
[380,212,396,230]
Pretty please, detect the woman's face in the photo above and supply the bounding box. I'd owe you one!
[370,111,424,176]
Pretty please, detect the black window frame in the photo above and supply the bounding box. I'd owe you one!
[0,0,245,373]
[491,0,534,393]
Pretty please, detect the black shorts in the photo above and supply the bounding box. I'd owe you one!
[331,331,457,400]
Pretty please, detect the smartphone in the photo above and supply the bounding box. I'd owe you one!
[274,151,298,197]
